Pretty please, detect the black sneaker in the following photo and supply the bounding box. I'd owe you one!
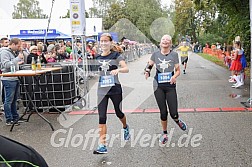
[183,70,186,74]
[6,121,20,126]
[6,121,12,126]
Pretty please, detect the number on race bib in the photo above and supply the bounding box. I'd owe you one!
[158,72,172,83]
[100,75,115,87]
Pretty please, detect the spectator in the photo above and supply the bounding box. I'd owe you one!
[0,37,9,48]
[36,44,47,64]
[56,47,69,61]
[0,38,10,105]
[194,42,199,53]
[65,41,72,54]
[45,44,56,63]
[0,38,24,126]
[20,40,29,64]
[27,45,46,64]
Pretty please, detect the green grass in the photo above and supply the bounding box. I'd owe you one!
[197,53,228,69]
[197,53,250,77]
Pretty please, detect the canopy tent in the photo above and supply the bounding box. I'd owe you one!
[0,18,102,38]
[55,31,71,39]
[86,38,96,43]
[10,30,71,40]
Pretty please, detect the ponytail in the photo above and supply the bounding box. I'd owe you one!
[111,44,123,53]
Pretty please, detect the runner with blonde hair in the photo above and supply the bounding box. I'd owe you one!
[144,35,187,144]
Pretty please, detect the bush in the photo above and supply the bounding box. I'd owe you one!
[197,33,224,47]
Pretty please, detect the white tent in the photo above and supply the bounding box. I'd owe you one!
[0,18,102,38]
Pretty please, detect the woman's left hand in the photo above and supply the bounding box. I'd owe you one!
[110,69,119,75]
[170,76,176,84]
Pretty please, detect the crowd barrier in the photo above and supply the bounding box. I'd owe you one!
[203,47,225,61]
[121,44,158,63]
[87,44,158,73]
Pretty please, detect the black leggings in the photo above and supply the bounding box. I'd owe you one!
[98,94,125,124]
[154,86,179,121]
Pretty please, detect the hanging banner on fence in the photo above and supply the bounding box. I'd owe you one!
[69,0,86,35]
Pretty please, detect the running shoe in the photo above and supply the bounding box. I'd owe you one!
[159,133,168,144]
[183,70,186,74]
[234,82,243,88]
[93,144,107,154]
[176,119,187,131]
[5,121,12,126]
[231,83,238,88]
[228,78,236,83]
[124,124,130,141]
[6,121,20,126]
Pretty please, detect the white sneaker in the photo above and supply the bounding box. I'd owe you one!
[228,78,236,83]
[231,83,238,88]
[235,82,243,88]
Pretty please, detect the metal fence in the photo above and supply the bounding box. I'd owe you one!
[121,44,158,63]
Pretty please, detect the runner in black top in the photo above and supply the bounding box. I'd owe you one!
[93,33,130,154]
[144,34,187,144]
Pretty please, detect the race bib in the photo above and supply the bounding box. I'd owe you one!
[182,51,187,55]
[158,72,172,83]
[100,75,115,87]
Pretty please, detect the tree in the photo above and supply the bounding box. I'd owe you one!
[89,7,99,18]
[12,0,47,19]
[214,0,250,56]
[103,2,126,30]
[61,9,89,18]
[61,9,70,18]
[194,0,250,59]
[90,0,118,18]
[122,0,167,43]
[174,0,198,42]
[98,0,167,43]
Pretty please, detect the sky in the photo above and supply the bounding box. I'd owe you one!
[0,0,170,19]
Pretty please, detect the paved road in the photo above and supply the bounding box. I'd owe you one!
[88,51,250,110]
[0,51,252,167]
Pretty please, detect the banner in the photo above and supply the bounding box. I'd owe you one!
[69,0,86,35]
[20,29,57,35]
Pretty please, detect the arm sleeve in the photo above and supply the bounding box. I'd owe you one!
[0,50,20,69]
[116,52,125,63]
[174,52,179,64]
[150,52,155,62]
